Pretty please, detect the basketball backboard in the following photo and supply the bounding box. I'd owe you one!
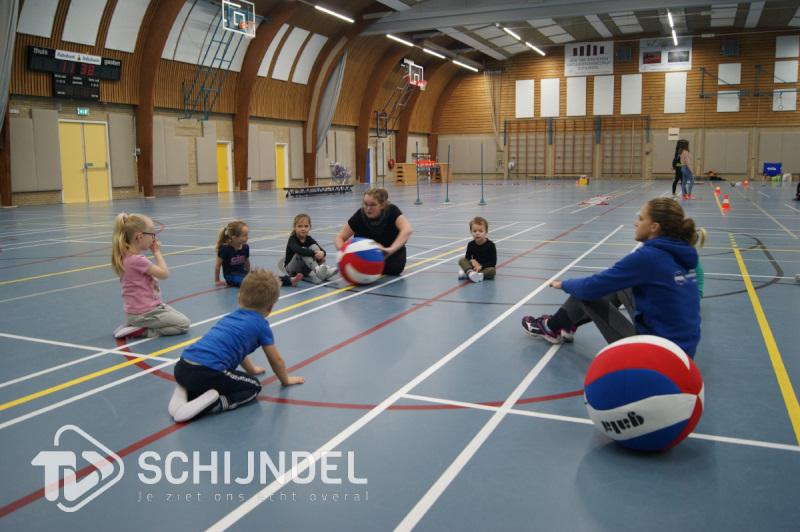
[222,0,256,38]
[403,58,426,90]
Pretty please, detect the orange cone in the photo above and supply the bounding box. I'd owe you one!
[714,186,721,196]
[721,194,731,212]
[743,179,749,188]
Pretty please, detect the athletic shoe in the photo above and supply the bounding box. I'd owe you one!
[167,385,188,417]
[307,270,323,284]
[521,315,562,344]
[290,273,304,287]
[468,270,484,283]
[316,264,337,281]
[173,389,220,423]
[561,326,577,343]
[113,324,146,339]
[457,268,467,280]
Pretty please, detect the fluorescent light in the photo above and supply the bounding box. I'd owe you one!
[672,29,678,46]
[452,59,479,72]
[422,47,446,59]
[314,5,354,23]
[502,26,521,40]
[386,34,414,47]
[667,10,674,28]
[525,42,545,56]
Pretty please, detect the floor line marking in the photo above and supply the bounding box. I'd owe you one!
[0,225,541,421]
[734,188,799,239]
[206,226,623,531]
[729,234,800,445]
[402,394,800,453]
[396,344,562,531]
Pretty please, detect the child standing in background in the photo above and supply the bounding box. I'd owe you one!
[677,139,695,200]
[215,220,302,288]
[281,214,337,284]
[458,216,497,283]
[111,213,190,339]
[169,268,304,423]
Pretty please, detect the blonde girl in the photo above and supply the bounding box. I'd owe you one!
[111,213,190,339]
[214,220,251,287]
[280,214,336,284]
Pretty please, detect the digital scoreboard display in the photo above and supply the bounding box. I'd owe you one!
[28,46,120,101]
[52,73,100,101]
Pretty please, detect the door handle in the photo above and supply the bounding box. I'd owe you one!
[84,162,94,169]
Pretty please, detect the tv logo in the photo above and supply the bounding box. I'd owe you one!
[31,425,124,512]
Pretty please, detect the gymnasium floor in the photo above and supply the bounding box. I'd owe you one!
[0,178,798,531]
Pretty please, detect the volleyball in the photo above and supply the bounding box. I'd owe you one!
[583,335,704,452]
[337,237,384,285]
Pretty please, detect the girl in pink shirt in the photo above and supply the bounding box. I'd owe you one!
[111,213,190,339]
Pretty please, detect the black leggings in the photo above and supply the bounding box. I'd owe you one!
[547,289,637,345]
[383,246,407,275]
[174,359,261,416]
[671,172,682,195]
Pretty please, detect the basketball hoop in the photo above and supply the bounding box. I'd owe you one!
[238,21,248,30]
[418,80,427,91]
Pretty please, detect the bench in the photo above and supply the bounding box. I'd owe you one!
[284,183,353,198]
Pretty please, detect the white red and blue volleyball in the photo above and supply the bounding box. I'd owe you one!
[583,335,704,452]
[337,237,384,285]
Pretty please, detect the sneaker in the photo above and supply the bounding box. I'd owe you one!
[113,324,146,339]
[167,385,188,417]
[317,264,337,280]
[290,273,304,287]
[307,270,323,284]
[173,389,220,423]
[457,268,467,280]
[468,270,484,283]
[561,326,577,343]
[521,315,562,344]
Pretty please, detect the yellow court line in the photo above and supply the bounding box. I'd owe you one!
[729,234,800,445]
[0,247,463,412]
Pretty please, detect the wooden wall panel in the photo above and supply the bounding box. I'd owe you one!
[408,63,459,133]
[332,36,392,126]
[249,77,309,120]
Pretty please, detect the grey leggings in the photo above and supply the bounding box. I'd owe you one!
[550,289,636,344]
[284,244,323,276]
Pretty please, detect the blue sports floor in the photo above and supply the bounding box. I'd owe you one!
[0,179,798,531]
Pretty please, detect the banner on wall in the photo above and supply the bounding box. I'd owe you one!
[639,37,692,72]
[565,41,614,76]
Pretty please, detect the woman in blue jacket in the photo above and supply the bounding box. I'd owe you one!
[522,198,701,357]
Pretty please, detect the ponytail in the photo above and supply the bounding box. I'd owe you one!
[216,220,247,252]
[111,213,150,276]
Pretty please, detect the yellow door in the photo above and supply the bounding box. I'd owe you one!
[276,144,286,188]
[83,123,110,202]
[59,122,86,203]
[217,143,230,192]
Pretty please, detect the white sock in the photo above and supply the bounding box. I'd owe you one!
[468,270,484,283]
[167,385,188,417]
[173,389,220,423]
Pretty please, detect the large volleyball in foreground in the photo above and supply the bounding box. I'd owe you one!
[337,237,384,285]
[583,335,704,452]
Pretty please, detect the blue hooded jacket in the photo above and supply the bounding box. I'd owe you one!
[561,236,700,357]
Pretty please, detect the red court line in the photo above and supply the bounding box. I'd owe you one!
[1,196,638,516]
[0,245,109,270]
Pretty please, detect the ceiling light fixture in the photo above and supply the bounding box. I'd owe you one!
[453,59,479,72]
[502,26,522,41]
[672,29,678,46]
[667,10,674,28]
[422,47,446,59]
[314,5,354,23]
[525,42,546,56]
[386,34,414,47]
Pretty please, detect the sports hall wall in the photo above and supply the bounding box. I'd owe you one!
[434,31,800,180]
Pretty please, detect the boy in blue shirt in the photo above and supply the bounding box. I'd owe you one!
[169,268,304,422]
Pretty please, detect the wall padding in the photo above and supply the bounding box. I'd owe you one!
[196,121,218,184]
[10,116,37,192]
[32,109,61,191]
[108,113,136,187]
[289,126,303,181]
[257,130,276,181]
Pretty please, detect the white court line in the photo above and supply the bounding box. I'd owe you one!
[0,225,538,431]
[737,186,800,240]
[785,203,800,213]
[206,225,623,531]
[402,393,800,454]
[395,343,562,531]
[759,191,770,198]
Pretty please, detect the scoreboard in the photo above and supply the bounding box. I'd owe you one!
[27,46,121,101]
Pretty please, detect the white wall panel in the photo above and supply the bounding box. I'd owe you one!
[258,24,289,77]
[292,34,328,84]
[566,76,586,116]
[593,75,614,115]
[62,0,106,45]
[272,27,310,81]
[664,72,687,114]
[105,0,151,53]
[17,0,58,38]
[620,74,642,115]
[540,78,560,117]
[515,79,534,118]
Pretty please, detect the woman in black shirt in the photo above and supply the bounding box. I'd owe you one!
[334,188,413,275]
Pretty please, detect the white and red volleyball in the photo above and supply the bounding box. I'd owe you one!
[337,237,384,285]
[583,335,704,452]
